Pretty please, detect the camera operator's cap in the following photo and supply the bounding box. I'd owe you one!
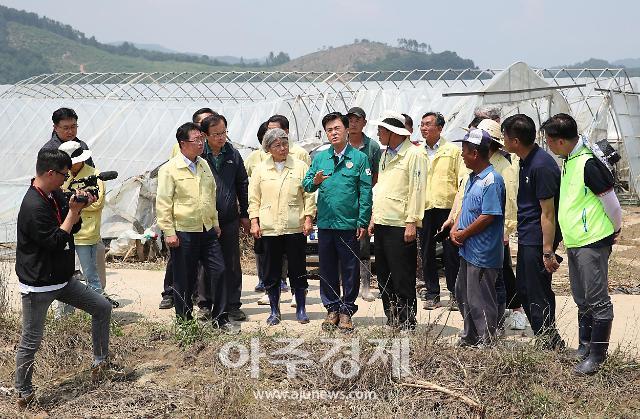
[369,110,411,136]
[346,106,366,119]
[453,129,493,150]
[58,140,92,164]
[476,119,503,147]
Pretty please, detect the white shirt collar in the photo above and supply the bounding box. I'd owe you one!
[425,138,441,151]
[182,154,197,174]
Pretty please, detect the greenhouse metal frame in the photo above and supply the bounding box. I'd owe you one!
[0,65,638,244]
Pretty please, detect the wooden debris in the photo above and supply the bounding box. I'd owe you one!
[400,379,485,417]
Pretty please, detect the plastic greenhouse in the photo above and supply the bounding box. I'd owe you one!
[0,61,638,244]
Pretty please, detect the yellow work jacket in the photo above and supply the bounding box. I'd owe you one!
[490,152,518,237]
[244,149,264,178]
[248,155,316,236]
[373,140,428,228]
[244,143,311,177]
[156,154,219,237]
[63,164,105,245]
[424,139,466,210]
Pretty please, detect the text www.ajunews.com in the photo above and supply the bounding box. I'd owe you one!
[253,389,378,401]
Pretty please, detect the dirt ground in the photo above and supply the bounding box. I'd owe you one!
[0,207,639,417]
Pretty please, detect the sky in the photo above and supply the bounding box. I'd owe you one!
[1,0,638,68]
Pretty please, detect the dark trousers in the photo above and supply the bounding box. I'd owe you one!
[197,220,242,310]
[358,233,371,259]
[161,245,174,298]
[318,229,359,315]
[171,229,226,322]
[495,245,511,306]
[516,244,558,336]
[375,224,418,326]
[263,233,308,290]
[421,208,460,300]
[415,229,425,291]
[255,249,287,286]
[256,252,266,281]
[502,244,521,309]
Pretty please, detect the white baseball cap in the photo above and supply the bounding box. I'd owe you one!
[59,141,92,164]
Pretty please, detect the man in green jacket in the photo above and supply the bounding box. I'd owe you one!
[303,112,372,331]
[543,113,622,375]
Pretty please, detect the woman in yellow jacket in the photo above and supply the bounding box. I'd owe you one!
[249,128,316,326]
[58,142,107,298]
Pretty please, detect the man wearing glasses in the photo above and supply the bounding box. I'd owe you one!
[156,123,232,332]
[169,108,217,158]
[41,107,95,168]
[420,112,465,311]
[198,113,250,322]
[161,108,217,311]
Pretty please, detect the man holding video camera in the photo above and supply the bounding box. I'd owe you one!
[15,149,119,409]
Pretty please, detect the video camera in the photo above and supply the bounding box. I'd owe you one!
[64,171,118,204]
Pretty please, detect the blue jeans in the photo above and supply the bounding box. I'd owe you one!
[15,278,112,396]
[318,229,359,315]
[76,244,103,294]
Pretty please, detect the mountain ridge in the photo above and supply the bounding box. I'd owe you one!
[2,4,637,84]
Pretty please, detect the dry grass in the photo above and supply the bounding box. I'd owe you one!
[0,265,10,320]
[2,208,640,416]
[0,308,638,418]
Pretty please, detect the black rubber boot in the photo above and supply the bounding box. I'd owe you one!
[576,313,593,360]
[266,286,281,326]
[294,288,309,324]
[575,319,612,375]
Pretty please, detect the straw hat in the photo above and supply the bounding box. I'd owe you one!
[476,119,503,147]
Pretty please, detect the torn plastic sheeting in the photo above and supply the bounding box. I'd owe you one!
[101,169,158,240]
[107,226,161,257]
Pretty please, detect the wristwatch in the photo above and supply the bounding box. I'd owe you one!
[543,252,554,260]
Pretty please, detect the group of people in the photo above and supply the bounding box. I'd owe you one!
[156,105,622,378]
[13,103,622,408]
